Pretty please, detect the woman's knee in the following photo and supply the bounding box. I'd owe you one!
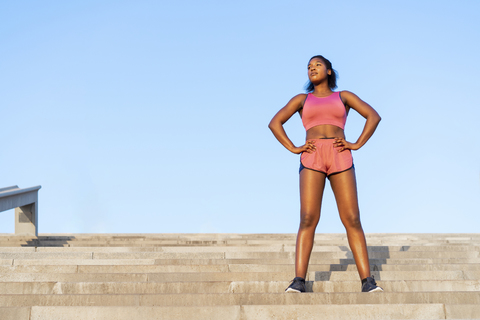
[299,212,319,229]
[342,213,362,230]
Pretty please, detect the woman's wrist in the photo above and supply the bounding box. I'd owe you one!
[289,146,300,154]
[351,142,361,150]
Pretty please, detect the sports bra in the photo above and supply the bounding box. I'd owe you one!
[301,92,347,131]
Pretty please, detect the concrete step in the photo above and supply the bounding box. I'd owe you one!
[222,251,480,259]
[2,238,480,244]
[2,232,479,240]
[1,270,479,282]
[0,253,94,259]
[6,265,479,281]
[1,292,480,307]
[0,252,228,259]
[0,264,230,273]
[13,259,158,265]
[2,263,479,273]
[6,304,480,320]
[2,280,480,294]
[1,259,13,265]
[9,256,480,269]
[0,307,31,320]
[3,242,480,249]
[12,257,480,266]
[2,234,480,245]
[1,245,478,252]
[3,236,477,243]
[1,233,479,319]
[2,251,478,260]
[0,273,149,282]
[311,270,480,281]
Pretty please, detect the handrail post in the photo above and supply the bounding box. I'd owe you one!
[15,201,38,237]
[0,186,41,237]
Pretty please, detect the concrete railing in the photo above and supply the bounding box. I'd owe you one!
[0,185,41,236]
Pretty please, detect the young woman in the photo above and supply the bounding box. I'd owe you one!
[268,55,383,293]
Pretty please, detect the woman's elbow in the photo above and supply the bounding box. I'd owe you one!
[268,119,278,131]
[373,111,381,123]
[366,112,381,125]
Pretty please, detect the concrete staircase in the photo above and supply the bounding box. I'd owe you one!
[0,233,479,319]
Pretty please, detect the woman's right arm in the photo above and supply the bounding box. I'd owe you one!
[268,94,315,155]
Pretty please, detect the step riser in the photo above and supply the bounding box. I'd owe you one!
[2,270,479,282]
[12,258,480,266]
[2,252,478,259]
[6,304,478,320]
[2,245,479,252]
[2,263,480,273]
[2,281,480,294]
[2,239,480,246]
[1,292,480,307]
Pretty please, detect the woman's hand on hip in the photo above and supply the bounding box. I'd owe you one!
[291,140,316,154]
[333,138,359,152]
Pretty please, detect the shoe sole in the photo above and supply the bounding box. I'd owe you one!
[367,287,384,293]
[285,288,303,293]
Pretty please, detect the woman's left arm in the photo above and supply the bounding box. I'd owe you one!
[334,90,381,152]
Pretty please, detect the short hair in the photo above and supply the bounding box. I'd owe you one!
[304,55,338,92]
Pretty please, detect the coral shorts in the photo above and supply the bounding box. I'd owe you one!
[300,138,354,176]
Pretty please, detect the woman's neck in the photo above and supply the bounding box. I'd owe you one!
[312,84,333,97]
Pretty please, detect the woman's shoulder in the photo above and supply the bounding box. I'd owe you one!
[290,93,308,102]
[338,90,360,103]
[338,90,359,98]
[291,93,309,106]
[294,93,308,98]
[283,93,309,110]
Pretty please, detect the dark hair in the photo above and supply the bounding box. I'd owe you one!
[304,55,338,92]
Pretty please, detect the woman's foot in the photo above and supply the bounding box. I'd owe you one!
[285,277,306,293]
[361,276,384,292]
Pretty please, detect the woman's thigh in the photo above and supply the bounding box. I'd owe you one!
[328,168,361,224]
[299,168,327,223]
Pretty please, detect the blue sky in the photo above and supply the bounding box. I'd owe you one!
[1,0,479,234]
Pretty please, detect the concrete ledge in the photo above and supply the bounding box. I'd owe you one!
[242,304,446,320]
[2,280,480,295]
[2,263,479,273]
[8,257,480,267]
[13,259,158,266]
[0,273,149,282]
[0,259,13,265]
[1,292,480,307]
[28,245,480,252]
[26,304,448,320]
[0,307,31,320]
[445,304,480,319]
[30,306,242,320]
[0,185,41,236]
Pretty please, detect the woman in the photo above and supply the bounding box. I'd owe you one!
[268,55,383,293]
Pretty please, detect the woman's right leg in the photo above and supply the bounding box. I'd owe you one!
[295,168,327,278]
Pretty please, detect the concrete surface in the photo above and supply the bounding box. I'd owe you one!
[0,233,479,319]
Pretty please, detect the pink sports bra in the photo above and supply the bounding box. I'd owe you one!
[301,92,347,131]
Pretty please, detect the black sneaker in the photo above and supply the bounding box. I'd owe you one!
[361,276,384,292]
[285,277,306,293]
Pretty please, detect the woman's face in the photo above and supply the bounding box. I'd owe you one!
[308,58,330,83]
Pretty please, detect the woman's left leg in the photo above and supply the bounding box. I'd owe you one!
[329,168,371,280]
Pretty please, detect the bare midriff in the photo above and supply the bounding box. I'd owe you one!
[306,124,345,140]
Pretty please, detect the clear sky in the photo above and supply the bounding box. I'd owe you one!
[1,0,479,234]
